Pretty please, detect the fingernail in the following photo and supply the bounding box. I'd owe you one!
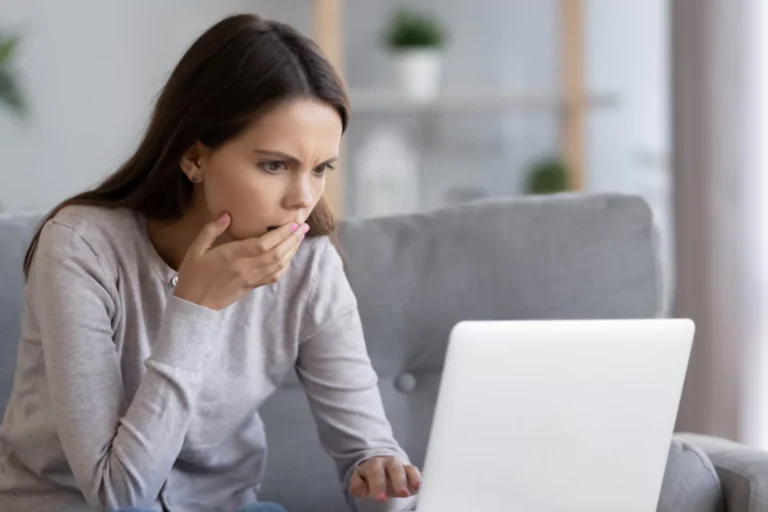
[401,488,411,497]
[289,223,299,232]
[302,224,310,234]
[218,213,230,224]
[377,492,387,502]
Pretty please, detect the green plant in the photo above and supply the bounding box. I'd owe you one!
[525,157,571,195]
[383,8,446,50]
[0,32,26,116]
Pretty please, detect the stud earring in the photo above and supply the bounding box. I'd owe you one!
[189,174,201,183]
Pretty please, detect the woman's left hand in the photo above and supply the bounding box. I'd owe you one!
[349,456,421,502]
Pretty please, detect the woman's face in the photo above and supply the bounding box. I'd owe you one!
[184,97,342,240]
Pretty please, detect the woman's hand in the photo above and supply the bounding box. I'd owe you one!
[174,213,308,311]
[349,456,421,502]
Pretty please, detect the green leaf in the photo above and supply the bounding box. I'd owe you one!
[383,8,446,49]
[0,35,19,65]
[0,67,26,116]
[525,157,571,195]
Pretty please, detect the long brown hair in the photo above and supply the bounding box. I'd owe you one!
[23,13,349,278]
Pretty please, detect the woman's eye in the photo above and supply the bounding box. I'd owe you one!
[260,161,286,172]
[313,163,335,175]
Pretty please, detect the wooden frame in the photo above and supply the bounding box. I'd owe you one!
[312,0,345,216]
[560,0,585,191]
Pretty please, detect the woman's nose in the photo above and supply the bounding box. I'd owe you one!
[287,176,314,209]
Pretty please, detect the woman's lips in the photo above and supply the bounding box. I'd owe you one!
[267,221,303,231]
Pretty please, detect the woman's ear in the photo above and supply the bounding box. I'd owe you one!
[179,142,210,183]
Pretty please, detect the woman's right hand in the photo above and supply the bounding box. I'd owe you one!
[174,213,309,311]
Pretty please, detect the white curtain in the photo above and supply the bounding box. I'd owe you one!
[672,0,768,447]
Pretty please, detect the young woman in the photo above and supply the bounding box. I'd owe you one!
[0,13,420,512]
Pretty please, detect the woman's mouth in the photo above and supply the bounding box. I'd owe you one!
[267,220,303,232]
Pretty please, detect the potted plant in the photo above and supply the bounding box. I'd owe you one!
[383,7,446,102]
[0,32,26,117]
[525,156,571,195]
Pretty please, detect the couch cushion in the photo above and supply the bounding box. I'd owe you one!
[0,211,42,416]
[337,193,661,378]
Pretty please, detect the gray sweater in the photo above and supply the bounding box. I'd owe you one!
[0,206,413,512]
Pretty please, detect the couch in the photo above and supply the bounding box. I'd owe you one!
[1,193,767,511]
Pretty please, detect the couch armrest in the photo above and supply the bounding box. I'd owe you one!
[676,433,768,512]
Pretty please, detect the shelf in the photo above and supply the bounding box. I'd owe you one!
[349,90,619,114]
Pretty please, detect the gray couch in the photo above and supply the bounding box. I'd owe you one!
[1,193,767,512]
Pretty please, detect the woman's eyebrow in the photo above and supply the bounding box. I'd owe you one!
[253,149,300,165]
[254,149,339,167]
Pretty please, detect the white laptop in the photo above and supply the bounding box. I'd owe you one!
[415,319,694,512]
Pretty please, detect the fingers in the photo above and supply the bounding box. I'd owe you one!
[348,470,368,499]
[267,238,303,274]
[242,232,304,287]
[189,213,230,256]
[360,459,387,502]
[351,458,421,504]
[265,223,308,263]
[230,222,308,260]
[385,459,411,498]
[405,465,422,493]
[239,222,304,257]
[260,222,305,252]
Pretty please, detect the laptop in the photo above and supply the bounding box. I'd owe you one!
[415,319,694,512]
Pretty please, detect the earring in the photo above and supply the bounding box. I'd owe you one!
[189,174,201,183]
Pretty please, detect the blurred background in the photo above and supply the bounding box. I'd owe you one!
[0,0,674,307]
[0,1,766,448]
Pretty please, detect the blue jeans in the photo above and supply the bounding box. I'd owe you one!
[118,503,287,512]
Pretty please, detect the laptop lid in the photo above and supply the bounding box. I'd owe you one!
[416,319,694,512]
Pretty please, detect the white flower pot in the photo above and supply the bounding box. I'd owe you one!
[392,49,443,102]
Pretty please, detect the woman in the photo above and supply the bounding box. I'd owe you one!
[0,13,420,512]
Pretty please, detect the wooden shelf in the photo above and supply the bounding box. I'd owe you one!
[349,90,619,114]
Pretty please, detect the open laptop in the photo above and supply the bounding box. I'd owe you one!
[415,319,694,512]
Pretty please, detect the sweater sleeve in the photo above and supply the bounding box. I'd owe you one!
[295,239,417,512]
[30,220,224,511]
